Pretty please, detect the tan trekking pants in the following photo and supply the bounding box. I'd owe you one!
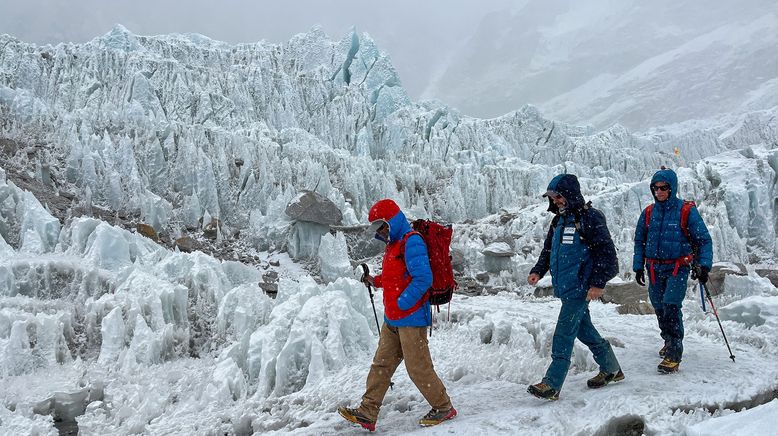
[358,323,452,421]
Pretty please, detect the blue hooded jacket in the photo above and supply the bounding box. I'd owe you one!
[530,174,619,299]
[633,168,713,271]
[378,209,433,327]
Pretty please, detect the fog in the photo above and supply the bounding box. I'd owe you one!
[0,0,514,99]
[2,0,776,129]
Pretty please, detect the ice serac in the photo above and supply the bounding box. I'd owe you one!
[318,232,352,283]
[0,26,720,243]
[1,26,776,275]
[98,306,125,364]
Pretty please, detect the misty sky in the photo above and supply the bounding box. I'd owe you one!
[2,0,775,128]
[0,0,515,99]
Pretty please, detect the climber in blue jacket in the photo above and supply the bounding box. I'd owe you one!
[527,174,622,400]
[633,167,713,374]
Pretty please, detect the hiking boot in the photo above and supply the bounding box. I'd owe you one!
[527,382,559,401]
[657,358,680,374]
[587,369,625,389]
[418,407,457,427]
[338,407,376,432]
[659,344,668,357]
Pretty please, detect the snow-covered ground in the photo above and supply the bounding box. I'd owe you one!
[0,210,778,435]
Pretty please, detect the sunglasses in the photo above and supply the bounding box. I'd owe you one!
[651,184,671,192]
[545,190,564,200]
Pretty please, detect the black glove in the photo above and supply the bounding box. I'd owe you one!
[693,266,709,284]
[635,269,645,286]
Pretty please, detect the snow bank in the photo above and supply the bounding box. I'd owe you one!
[683,399,778,436]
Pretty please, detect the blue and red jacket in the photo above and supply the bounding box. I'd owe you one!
[633,169,713,273]
[369,200,433,327]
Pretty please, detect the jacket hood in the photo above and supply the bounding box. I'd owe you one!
[650,168,679,202]
[369,198,412,242]
[545,174,586,213]
[386,209,412,242]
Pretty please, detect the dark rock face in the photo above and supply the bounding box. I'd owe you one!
[755,268,778,288]
[174,236,196,253]
[533,285,554,298]
[136,223,158,240]
[203,218,220,239]
[616,302,655,315]
[482,242,515,257]
[285,191,343,225]
[603,281,654,315]
[708,263,748,296]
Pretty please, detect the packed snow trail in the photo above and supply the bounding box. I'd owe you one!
[270,292,778,435]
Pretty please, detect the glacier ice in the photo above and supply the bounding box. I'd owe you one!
[318,232,352,283]
[0,25,777,435]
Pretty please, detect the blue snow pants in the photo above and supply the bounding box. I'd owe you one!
[648,263,689,362]
[542,298,621,391]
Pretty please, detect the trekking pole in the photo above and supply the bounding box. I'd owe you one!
[702,282,736,363]
[360,263,381,336]
[699,282,707,312]
[694,265,706,312]
[360,263,394,390]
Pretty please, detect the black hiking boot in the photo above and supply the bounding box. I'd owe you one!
[657,358,680,374]
[527,382,559,401]
[418,407,457,427]
[338,407,376,432]
[659,344,668,357]
[587,369,625,389]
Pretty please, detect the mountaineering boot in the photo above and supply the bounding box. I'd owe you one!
[527,382,559,401]
[587,369,625,389]
[657,358,680,374]
[659,344,668,357]
[338,407,376,432]
[418,407,458,427]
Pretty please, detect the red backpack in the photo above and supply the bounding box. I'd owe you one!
[400,219,457,308]
[644,200,695,240]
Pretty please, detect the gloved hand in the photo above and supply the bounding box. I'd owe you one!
[694,266,709,284]
[361,273,375,287]
[635,269,645,286]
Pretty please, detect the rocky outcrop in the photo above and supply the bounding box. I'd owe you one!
[603,281,654,315]
[285,191,343,225]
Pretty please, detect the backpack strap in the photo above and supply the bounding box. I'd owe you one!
[574,202,592,241]
[644,204,654,229]
[680,200,695,241]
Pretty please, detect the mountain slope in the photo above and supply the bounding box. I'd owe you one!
[426,0,778,130]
